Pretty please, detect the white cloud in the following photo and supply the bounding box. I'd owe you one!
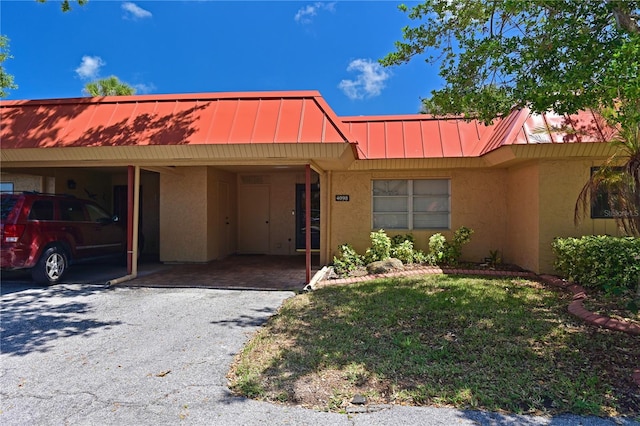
[133,82,156,94]
[294,2,336,24]
[338,59,390,100]
[75,55,105,80]
[122,2,152,20]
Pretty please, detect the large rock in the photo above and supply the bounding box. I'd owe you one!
[366,258,404,274]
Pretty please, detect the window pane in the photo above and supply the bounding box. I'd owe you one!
[373,197,407,212]
[373,180,408,196]
[86,204,111,222]
[414,196,449,212]
[413,179,448,195]
[28,200,54,221]
[60,200,87,222]
[414,213,449,229]
[373,213,408,229]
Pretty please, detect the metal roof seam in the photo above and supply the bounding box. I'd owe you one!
[274,99,283,143]
[229,99,241,144]
[204,99,219,144]
[298,99,306,143]
[540,113,553,143]
[454,120,464,156]
[419,121,426,158]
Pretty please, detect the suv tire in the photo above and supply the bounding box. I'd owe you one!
[32,245,67,285]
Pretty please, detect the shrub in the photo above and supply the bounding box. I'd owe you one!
[365,229,392,263]
[390,239,415,264]
[552,235,640,293]
[332,243,364,276]
[426,226,474,266]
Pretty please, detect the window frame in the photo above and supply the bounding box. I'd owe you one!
[371,179,451,230]
[589,166,638,219]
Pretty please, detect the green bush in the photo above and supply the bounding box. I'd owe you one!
[552,235,640,292]
[390,239,415,264]
[332,243,364,276]
[426,226,474,266]
[365,229,392,263]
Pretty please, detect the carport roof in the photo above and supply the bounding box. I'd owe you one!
[0,91,356,149]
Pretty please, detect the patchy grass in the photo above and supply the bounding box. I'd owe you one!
[228,275,640,418]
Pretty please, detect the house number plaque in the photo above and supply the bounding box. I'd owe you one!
[335,195,350,202]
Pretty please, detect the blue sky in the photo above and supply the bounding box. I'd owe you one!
[1,1,442,116]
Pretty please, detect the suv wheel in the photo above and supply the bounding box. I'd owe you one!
[32,246,67,285]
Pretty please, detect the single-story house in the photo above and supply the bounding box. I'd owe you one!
[0,90,624,279]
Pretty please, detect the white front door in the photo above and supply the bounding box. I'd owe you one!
[238,185,270,254]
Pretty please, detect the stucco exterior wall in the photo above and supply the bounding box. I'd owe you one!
[327,169,508,264]
[160,167,209,262]
[537,159,623,274]
[505,163,540,272]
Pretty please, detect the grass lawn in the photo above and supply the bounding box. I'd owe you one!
[227,275,640,418]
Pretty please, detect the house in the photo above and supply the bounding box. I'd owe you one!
[0,91,623,278]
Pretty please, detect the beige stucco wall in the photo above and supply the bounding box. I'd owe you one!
[161,166,239,263]
[505,163,540,272]
[327,169,508,264]
[1,173,49,193]
[160,167,209,262]
[537,159,623,274]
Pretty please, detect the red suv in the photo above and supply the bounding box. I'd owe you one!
[1,192,127,285]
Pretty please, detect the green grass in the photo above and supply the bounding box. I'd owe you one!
[227,275,640,417]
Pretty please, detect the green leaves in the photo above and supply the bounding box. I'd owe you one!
[381,0,640,124]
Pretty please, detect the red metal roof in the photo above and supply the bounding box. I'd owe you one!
[1,90,613,162]
[342,114,494,159]
[343,109,614,160]
[0,91,355,149]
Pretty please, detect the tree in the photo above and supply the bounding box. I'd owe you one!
[0,35,17,98]
[84,76,136,97]
[36,0,88,12]
[381,0,640,236]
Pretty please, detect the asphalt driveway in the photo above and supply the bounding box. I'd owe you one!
[0,283,635,426]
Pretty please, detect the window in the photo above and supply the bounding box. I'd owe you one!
[60,200,87,222]
[590,167,638,219]
[0,182,14,193]
[86,203,112,223]
[28,200,54,221]
[372,179,450,229]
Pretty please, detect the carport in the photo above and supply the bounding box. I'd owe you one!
[0,91,358,285]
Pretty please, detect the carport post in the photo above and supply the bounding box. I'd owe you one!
[126,165,141,276]
[305,164,311,284]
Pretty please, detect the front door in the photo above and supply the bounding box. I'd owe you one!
[218,181,231,258]
[238,185,270,254]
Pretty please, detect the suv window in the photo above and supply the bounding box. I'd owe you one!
[1,194,17,220]
[28,200,55,221]
[86,203,112,223]
[60,200,87,222]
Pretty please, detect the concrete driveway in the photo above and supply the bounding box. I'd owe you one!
[0,283,635,426]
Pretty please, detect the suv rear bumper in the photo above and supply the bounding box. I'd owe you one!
[0,246,35,270]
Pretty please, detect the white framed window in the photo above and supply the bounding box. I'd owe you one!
[372,179,450,230]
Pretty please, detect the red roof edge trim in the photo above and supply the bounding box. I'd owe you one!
[0,90,326,107]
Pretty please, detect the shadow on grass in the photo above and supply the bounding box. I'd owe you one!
[233,275,640,416]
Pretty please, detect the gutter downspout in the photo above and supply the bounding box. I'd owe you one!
[108,165,140,286]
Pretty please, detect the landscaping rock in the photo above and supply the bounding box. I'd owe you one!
[367,258,404,274]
